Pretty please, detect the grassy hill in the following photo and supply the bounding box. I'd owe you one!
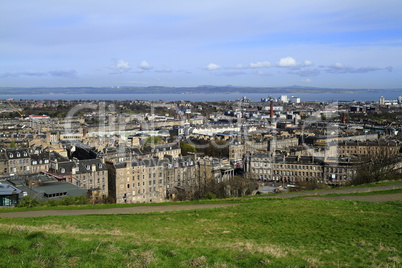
[1,194,401,267]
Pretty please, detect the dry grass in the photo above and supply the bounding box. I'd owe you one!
[231,242,289,258]
[183,255,207,267]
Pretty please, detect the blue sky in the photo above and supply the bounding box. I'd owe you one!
[1,0,402,89]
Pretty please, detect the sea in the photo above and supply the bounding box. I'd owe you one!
[1,92,401,102]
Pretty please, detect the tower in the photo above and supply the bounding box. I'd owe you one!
[379,96,385,106]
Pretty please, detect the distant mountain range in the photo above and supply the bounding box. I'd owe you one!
[0,85,400,95]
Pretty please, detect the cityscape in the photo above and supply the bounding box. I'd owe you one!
[1,94,402,205]
[1,1,402,267]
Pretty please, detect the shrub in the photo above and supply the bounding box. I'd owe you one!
[204,192,216,199]
[17,196,40,207]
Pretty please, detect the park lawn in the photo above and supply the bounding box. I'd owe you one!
[0,198,401,267]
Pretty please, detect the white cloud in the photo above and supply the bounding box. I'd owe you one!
[288,68,320,77]
[48,69,77,77]
[110,59,131,73]
[334,62,344,69]
[301,78,312,83]
[234,64,245,69]
[138,60,153,70]
[206,63,221,70]
[325,63,391,74]
[277,57,297,67]
[254,71,272,76]
[303,60,314,66]
[22,70,47,76]
[249,61,271,68]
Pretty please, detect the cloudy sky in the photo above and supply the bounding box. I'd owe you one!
[1,1,401,89]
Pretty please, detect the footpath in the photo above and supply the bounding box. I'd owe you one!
[262,183,402,199]
[1,183,401,218]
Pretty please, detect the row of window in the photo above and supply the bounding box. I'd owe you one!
[9,166,30,172]
[252,162,320,171]
[32,159,49,165]
[8,159,29,165]
[8,152,28,158]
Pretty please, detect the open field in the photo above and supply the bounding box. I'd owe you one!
[1,196,401,267]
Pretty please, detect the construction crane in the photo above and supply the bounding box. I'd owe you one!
[6,100,25,120]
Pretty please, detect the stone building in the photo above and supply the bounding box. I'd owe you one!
[0,148,31,176]
[106,158,167,204]
[198,158,234,183]
[244,153,359,185]
[106,155,234,204]
[336,140,400,157]
[48,158,108,197]
[30,151,50,173]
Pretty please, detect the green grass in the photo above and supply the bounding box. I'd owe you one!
[345,179,402,188]
[301,188,402,198]
[1,179,401,213]
[1,198,401,267]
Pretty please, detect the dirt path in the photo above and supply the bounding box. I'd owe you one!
[0,203,240,218]
[1,183,401,218]
[304,193,402,202]
[262,183,402,199]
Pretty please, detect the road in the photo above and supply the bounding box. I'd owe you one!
[0,183,401,218]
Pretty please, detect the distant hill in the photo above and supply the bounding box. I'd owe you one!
[0,85,400,95]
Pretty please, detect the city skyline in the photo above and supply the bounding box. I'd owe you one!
[1,1,401,89]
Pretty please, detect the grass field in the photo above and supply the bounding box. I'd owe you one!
[1,197,401,267]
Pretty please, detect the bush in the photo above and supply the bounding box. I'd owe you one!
[17,195,90,208]
[17,196,40,208]
[59,196,89,206]
[204,192,216,199]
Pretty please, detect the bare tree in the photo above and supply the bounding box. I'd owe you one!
[349,153,402,185]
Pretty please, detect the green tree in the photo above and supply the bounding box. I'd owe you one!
[180,142,196,156]
[143,136,163,146]
[9,140,16,148]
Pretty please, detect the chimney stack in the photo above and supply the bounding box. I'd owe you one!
[270,102,274,119]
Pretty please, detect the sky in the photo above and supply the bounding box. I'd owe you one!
[1,0,402,89]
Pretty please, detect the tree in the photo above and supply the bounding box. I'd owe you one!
[143,136,163,146]
[9,140,16,148]
[180,142,196,156]
[349,154,402,186]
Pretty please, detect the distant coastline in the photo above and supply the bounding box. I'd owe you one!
[1,92,400,103]
[1,85,400,96]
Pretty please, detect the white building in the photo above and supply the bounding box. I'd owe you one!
[290,96,301,104]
